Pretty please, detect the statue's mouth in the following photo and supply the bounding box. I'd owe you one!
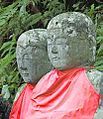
[52,57,60,61]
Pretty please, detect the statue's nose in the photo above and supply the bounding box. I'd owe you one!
[51,45,58,54]
[19,57,27,70]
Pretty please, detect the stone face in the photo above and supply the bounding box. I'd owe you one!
[47,12,96,70]
[47,28,95,70]
[16,29,52,83]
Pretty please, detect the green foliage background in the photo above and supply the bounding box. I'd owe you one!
[0,0,103,103]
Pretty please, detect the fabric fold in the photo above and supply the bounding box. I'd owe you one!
[10,68,100,119]
[26,68,100,119]
[9,83,35,119]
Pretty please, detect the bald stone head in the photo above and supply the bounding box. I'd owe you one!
[47,12,96,70]
[16,29,52,83]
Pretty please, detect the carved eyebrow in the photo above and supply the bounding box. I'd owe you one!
[17,41,46,52]
[50,36,68,43]
[18,43,37,48]
[17,45,26,49]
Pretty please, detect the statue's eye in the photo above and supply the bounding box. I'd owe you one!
[67,30,73,34]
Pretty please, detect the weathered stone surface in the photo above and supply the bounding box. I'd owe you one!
[47,12,96,41]
[94,108,103,119]
[15,12,103,118]
[47,12,96,69]
[87,69,103,93]
[16,29,52,83]
[47,12,103,118]
[47,28,96,70]
[87,69,103,118]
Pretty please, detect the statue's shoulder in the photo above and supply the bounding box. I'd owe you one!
[94,108,103,119]
[87,69,103,80]
[86,69,103,93]
[14,83,26,102]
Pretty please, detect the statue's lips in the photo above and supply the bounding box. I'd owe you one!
[52,57,60,61]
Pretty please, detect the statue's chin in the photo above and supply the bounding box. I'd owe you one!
[22,75,35,83]
[52,62,82,71]
[52,64,71,70]
[23,78,31,83]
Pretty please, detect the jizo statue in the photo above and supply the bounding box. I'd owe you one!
[47,12,103,118]
[10,12,103,119]
[16,29,52,83]
[47,12,96,70]
[14,29,53,101]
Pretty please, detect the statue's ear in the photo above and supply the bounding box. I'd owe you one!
[88,35,96,47]
[86,69,103,94]
[100,73,103,95]
[87,35,96,64]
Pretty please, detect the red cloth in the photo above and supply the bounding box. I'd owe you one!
[9,83,35,119]
[10,68,100,119]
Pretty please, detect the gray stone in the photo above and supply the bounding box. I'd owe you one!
[94,108,103,119]
[87,69,103,93]
[15,12,103,118]
[47,12,96,69]
[16,29,52,83]
[47,12,103,118]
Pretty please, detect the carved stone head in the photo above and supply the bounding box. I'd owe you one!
[16,29,52,83]
[47,12,96,70]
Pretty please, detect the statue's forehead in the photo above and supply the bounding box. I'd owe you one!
[16,45,32,58]
[47,12,93,30]
[17,35,39,48]
[48,36,68,44]
[17,29,48,48]
[47,28,78,43]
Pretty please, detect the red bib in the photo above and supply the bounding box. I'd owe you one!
[9,83,35,119]
[10,68,100,119]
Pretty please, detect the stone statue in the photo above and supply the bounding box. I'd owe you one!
[16,29,52,83]
[47,12,103,118]
[10,12,103,119]
[14,29,52,101]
